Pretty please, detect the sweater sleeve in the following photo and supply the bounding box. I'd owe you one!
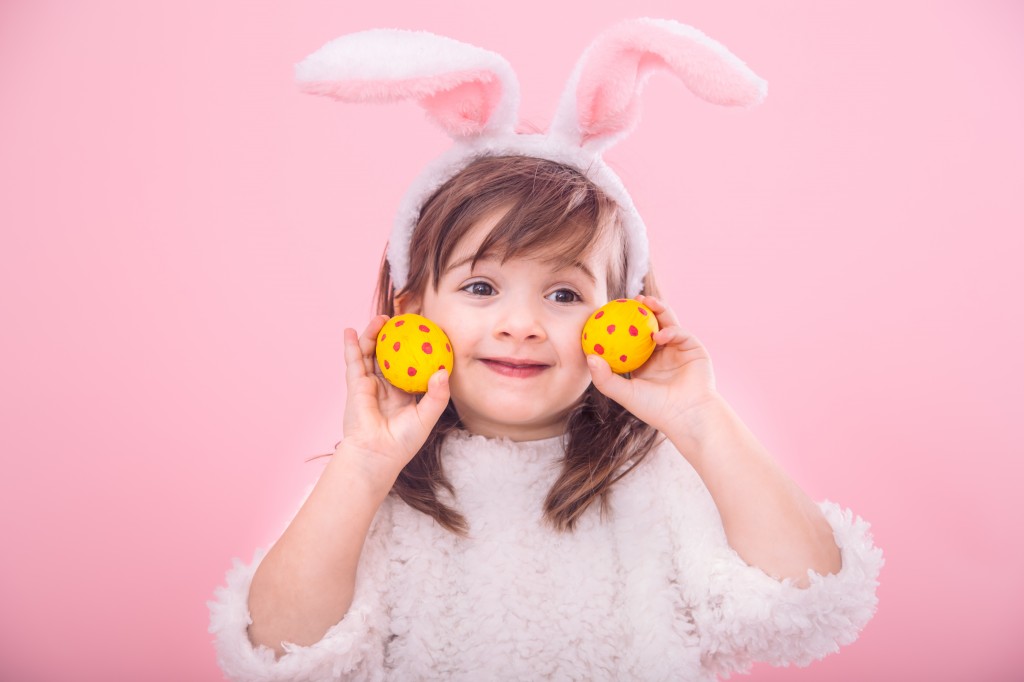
[658,444,884,677]
[688,500,884,677]
[206,490,393,682]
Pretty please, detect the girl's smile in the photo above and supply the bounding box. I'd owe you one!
[479,357,550,378]
[398,207,615,440]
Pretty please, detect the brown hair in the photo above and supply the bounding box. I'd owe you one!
[328,155,663,536]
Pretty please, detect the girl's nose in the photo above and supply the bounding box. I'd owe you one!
[494,302,547,342]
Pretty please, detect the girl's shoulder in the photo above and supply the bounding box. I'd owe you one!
[608,434,726,540]
[625,435,705,493]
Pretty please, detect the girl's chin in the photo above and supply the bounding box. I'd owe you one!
[450,401,578,438]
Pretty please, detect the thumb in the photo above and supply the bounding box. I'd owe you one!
[587,355,635,408]
[415,369,451,429]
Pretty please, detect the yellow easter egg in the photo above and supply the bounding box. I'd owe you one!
[582,299,659,374]
[375,313,454,393]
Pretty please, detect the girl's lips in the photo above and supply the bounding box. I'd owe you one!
[480,359,549,378]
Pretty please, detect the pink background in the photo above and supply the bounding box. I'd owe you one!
[2,1,1022,680]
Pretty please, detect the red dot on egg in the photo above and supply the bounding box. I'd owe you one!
[422,342,433,354]
[595,310,604,319]
[583,332,587,340]
[393,341,401,351]
[629,325,638,336]
[594,344,605,355]
[445,343,451,352]
[439,365,445,370]
[384,360,390,370]
[419,324,430,332]
[395,320,405,327]
[607,324,615,334]
[407,367,417,376]
[638,307,648,316]
[620,355,628,363]
[616,299,627,303]
[381,333,386,341]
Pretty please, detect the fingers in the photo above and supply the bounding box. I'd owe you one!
[587,354,635,408]
[652,325,704,351]
[415,369,451,430]
[638,295,704,349]
[637,294,683,328]
[358,315,389,376]
[344,315,389,386]
[343,327,370,392]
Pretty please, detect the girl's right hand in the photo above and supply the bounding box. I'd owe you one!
[339,315,451,491]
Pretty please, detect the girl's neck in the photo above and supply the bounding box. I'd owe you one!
[449,399,574,442]
[455,423,567,444]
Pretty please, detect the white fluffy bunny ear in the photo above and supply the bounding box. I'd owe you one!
[295,28,520,138]
[550,18,767,152]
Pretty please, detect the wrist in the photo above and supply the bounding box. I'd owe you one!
[663,391,727,435]
[661,393,733,459]
[327,441,402,501]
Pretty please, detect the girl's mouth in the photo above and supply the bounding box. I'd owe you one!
[480,359,549,378]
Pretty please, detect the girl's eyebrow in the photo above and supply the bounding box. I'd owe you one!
[445,253,493,273]
[445,253,596,283]
[560,261,597,284]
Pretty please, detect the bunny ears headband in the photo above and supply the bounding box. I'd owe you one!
[295,17,766,297]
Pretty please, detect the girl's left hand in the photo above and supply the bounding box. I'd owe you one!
[586,295,719,434]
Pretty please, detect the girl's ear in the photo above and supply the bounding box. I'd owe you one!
[394,292,422,316]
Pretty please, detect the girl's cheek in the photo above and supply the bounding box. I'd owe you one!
[444,323,471,351]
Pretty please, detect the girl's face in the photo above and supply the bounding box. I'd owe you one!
[400,207,613,441]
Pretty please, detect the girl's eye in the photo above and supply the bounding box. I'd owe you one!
[464,282,495,297]
[547,288,581,304]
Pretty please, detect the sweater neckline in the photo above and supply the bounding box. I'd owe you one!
[446,429,566,463]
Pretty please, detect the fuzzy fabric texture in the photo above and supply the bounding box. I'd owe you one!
[295,28,520,137]
[293,18,767,298]
[208,432,883,681]
[548,18,766,152]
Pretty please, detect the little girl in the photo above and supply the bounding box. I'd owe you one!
[209,20,883,682]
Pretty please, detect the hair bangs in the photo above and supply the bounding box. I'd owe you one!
[473,207,614,277]
[452,164,626,295]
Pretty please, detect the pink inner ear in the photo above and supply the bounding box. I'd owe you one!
[579,50,665,143]
[300,68,501,137]
[576,24,765,144]
[420,77,502,137]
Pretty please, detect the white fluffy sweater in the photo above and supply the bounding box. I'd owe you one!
[208,431,883,681]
